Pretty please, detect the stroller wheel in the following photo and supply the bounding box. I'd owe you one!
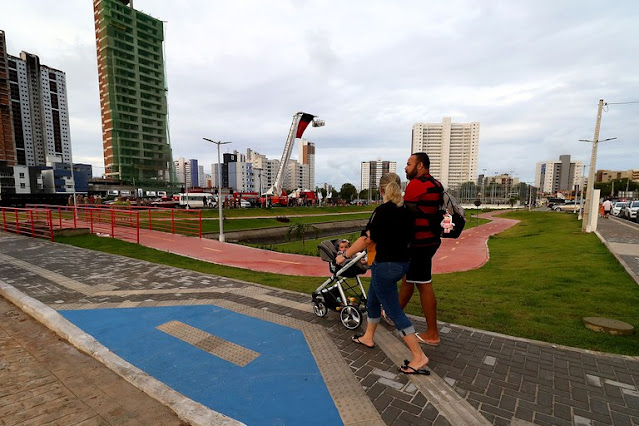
[340,306,361,330]
[313,300,328,317]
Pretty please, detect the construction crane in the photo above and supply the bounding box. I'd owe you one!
[265,112,324,205]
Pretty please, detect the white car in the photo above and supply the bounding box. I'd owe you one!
[621,200,639,221]
[612,201,628,217]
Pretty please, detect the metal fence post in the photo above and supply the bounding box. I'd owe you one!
[48,210,54,241]
[30,210,35,237]
[171,209,175,234]
[199,210,202,238]
[15,210,20,235]
[111,210,115,238]
[136,212,140,244]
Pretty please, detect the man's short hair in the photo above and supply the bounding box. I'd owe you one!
[412,152,430,169]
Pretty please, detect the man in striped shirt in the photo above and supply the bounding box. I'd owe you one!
[400,152,444,346]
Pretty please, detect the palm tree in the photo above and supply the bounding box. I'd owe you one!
[286,222,319,248]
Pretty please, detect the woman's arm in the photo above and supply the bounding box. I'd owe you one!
[336,232,371,264]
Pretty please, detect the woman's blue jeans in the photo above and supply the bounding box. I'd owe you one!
[367,261,415,335]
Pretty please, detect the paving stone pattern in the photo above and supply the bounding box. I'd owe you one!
[0,296,184,426]
[2,233,639,425]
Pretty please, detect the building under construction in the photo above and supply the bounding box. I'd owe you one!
[93,0,174,185]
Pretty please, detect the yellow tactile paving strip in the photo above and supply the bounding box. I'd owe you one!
[156,320,260,367]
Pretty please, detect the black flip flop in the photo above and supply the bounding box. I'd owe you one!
[398,359,430,375]
[351,334,375,349]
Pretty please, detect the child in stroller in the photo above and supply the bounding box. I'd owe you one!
[312,239,369,329]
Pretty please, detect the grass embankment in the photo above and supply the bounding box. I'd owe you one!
[55,211,639,355]
[138,205,375,235]
[259,210,490,256]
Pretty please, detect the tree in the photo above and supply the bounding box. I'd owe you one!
[286,222,319,248]
[339,183,357,201]
[359,189,369,200]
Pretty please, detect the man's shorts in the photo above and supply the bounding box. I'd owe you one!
[406,243,441,284]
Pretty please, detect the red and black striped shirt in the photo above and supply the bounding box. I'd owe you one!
[404,174,444,247]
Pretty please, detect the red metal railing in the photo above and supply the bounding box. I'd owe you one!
[22,205,203,241]
[0,207,54,241]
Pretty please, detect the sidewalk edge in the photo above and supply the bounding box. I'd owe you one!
[0,280,244,426]
[595,229,639,287]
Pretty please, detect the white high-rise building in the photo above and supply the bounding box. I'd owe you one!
[535,155,583,194]
[411,117,480,189]
[361,161,397,193]
[283,159,310,191]
[298,139,315,190]
[174,157,195,189]
[247,149,279,193]
[5,50,72,166]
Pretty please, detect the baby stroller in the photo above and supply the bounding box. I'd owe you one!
[312,239,369,329]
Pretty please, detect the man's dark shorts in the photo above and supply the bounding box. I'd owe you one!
[406,243,441,284]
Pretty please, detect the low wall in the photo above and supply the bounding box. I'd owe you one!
[206,219,368,244]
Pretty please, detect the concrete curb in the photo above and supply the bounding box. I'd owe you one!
[0,280,243,426]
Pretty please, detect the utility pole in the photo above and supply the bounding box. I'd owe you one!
[580,100,616,232]
[582,99,604,232]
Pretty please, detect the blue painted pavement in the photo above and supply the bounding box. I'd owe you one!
[61,305,342,426]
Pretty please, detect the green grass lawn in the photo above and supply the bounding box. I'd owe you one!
[55,210,639,355]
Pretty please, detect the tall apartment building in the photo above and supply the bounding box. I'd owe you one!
[247,148,279,193]
[93,0,173,184]
[361,160,396,193]
[283,159,310,191]
[0,31,15,165]
[411,117,479,189]
[298,139,315,190]
[535,155,583,194]
[174,157,198,189]
[211,151,254,192]
[0,31,72,167]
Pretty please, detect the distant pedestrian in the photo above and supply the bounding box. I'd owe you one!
[602,199,612,219]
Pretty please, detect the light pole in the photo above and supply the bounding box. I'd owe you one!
[203,138,232,242]
[579,99,617,231]
[254,168,263,208]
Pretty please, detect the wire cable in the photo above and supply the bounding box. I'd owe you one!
[606,101,639,105]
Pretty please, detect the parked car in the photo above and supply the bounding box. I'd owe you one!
[621,200,639,221]
[553,201,580,212]
[612,201,629,217]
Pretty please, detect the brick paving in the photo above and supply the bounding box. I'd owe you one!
[0,296,184,426]
[1,230,639,425]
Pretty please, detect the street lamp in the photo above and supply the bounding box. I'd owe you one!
[254,167,263,207]
[203,138,232,242]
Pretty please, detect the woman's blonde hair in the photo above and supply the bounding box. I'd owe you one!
[379,172,403,206]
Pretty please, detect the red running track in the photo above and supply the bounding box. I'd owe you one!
[126,210,518,277]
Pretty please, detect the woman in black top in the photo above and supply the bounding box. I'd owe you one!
[336,173,430,375]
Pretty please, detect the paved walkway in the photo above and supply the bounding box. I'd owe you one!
[595,216,639,285]
[116,210,519,276]
[1,212,638,425]
[0,296,184,426]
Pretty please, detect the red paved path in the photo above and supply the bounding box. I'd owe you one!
[122,210,517,277]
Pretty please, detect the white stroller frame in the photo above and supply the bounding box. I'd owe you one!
[312,250,368,330]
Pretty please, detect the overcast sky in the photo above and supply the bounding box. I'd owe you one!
[3,0,639,189]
